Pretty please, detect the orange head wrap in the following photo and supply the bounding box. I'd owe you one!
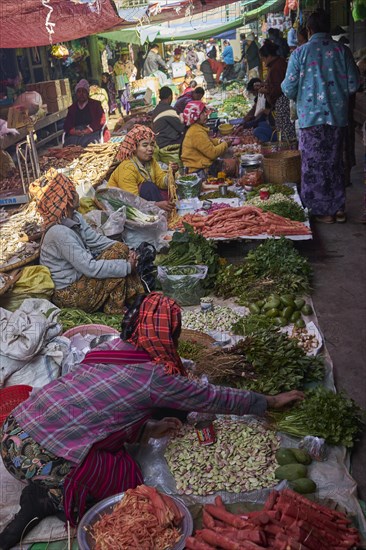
[117,124,155,161]
[37,173,78,228]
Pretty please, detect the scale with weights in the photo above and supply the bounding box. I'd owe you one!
[0,121,41,207]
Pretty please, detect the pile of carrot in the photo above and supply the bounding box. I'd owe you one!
[171,206,311,238]
[185,490,360,549]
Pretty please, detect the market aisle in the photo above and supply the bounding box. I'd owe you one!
[297,136,366,501]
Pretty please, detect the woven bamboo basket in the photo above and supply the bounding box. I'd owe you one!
[262,150,301,185]
[0,250,40,273]
[180,328,215,347]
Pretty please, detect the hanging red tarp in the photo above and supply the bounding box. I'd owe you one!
[0,0,122,49]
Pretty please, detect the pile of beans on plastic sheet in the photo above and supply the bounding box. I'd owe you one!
[165,419,280,496]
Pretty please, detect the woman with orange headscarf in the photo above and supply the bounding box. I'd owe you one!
[0,290,304,548]
[108,124,176,213]
[37,173,144,314]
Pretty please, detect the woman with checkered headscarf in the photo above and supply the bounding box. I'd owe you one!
[108,124,177,213]
[181,100,229,176]
[36,173,144,315]
[0,288,304,549]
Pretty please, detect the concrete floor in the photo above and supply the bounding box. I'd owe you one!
[218,134,366,501]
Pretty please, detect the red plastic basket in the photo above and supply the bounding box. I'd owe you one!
[0,385,32,425]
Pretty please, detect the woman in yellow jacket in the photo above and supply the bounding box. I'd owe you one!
[181,101,228,175]
[108,125,175,213]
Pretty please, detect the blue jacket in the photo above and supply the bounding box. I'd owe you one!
[222,45,234,66]
[281,33,360,128]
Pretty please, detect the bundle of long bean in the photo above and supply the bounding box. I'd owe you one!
[167,165,180,228]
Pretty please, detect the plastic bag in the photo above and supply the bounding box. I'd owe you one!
[157,265,208,306]
[84,208,126,237]
[176,174,202,199]
[1,266,55,311]
[254,93,266,117]
[95,188,168,250]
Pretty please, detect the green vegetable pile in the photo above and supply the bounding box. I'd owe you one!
[59,308,122,332]
[177,340,206,362]
[98,196,159,224]
[156,223,219,290]
[246,184,295,199]
[200,190,239,199]
[247,193,306,222]
[215,238,312,304]
[272,386,365,447]
[221,96,251,118]
[229,327,324,394]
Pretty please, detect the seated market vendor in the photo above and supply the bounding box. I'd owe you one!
[63,79,110,147]
[37,174,144,314]
[0,291,304,549]
[151,86,185,165]
[108,124,177,213]
[241,77,276,143]
[181,100,229,176]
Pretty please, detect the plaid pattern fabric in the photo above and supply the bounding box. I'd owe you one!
[129,292,186,376]
[37,173,78,228]
[117,124,155,161]
[182,100,206,126]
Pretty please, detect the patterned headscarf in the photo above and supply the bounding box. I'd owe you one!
[117,124,155,161]
[37,173,78,228]
[128,292,186,376]
[182,100,207,126]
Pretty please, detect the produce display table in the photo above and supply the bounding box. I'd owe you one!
[0,109,67,151]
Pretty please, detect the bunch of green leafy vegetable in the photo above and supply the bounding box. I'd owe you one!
[259,200,306,222]
[227,326,324,394]
[246,184,295,199]
[215,238,311,304]
[232,313,274,335]
[272,386,365,447]
[178,340,206,361]
[155,223,219,290]
[59,308,122,332]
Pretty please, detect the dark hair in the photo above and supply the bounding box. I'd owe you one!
[120,294,147,340]
[306,9,330,34]
[259,39,279,58]
[267,27,280,39]
[159,86,172,100]
[247,77,262,92]
[240,33,246,40]
[297,27,308,42]
[189,80,198,88]
[192,86,205,98]
[150,43,158,50]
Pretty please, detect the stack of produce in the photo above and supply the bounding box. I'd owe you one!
[246,184,295,199]
[194,327,324,394]
[173,206,310,238]
[274,447,316,494]
[272,386,364,447]
[241,294,313,330]
[185,489,361,549]
[0,169,24,196]
[215,238,312,305]
[59,308,122,332]
[155,224,219,290]
[200,190,239,200]
[0,201,42,269]
[91,485,183,549]
[38,145,85,171]
[247,193,307,222]
[68,142,119,188]
[165,419,280,496]
[98,195,160,224]
[182,306,241,332]
[221,96,251,118]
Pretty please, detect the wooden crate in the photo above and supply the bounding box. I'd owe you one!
[26,79,72,113]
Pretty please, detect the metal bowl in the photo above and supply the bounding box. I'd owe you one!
[77,491,193,550]
[89,333,120,349]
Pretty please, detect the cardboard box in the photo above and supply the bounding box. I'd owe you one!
[7,105,29,129]
[26,79,72,113]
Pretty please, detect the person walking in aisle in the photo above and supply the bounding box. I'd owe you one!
[281,9,360,223]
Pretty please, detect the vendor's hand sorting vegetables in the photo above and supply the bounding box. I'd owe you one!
[180,100,230,176]
[37,173,144,314]
[0,292,304,549]
[107,124,177,212]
